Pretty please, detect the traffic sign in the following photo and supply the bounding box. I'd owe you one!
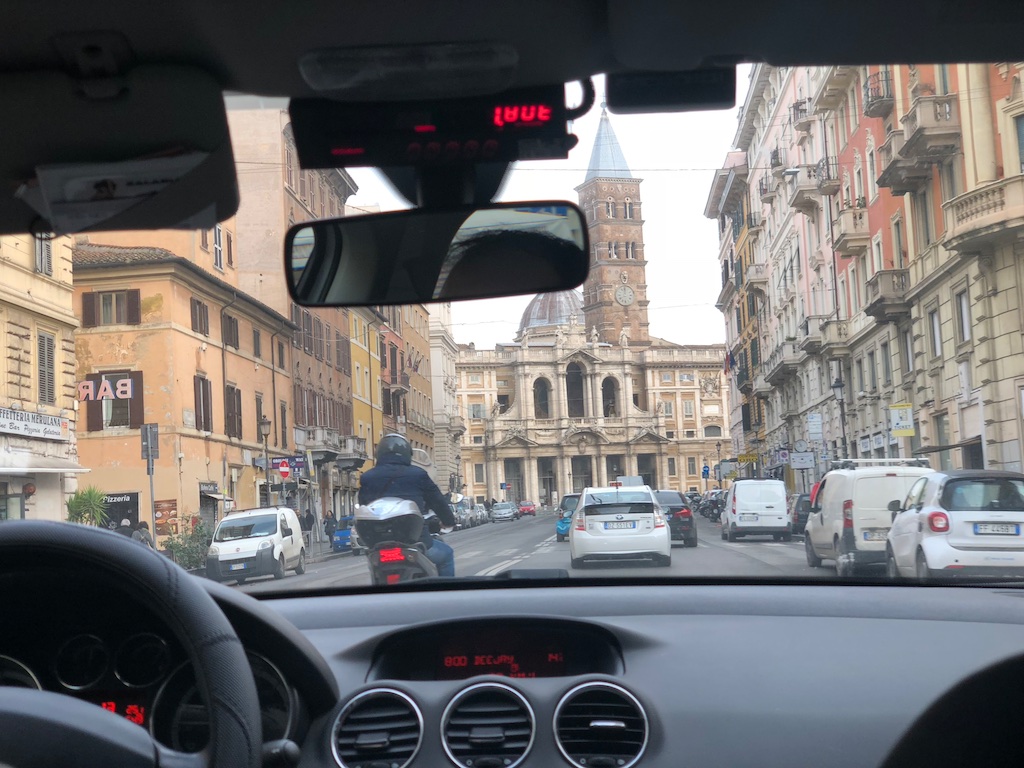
[279,460,291,479]
[702,465,710,478]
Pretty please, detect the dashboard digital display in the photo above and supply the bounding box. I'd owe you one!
[439,642,566,680]
[90,694,149,726]
[370,619,622,681]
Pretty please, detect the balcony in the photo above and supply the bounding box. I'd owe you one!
[876,130,931,194]
[334,435,369,464]
[799,314,830,354]
[745,263,768,295]
[834,207,871,254]
[791,99,813,131]
[863,71,894,118]
[758,176,777,203]
[816,156,840,196]
[304,426,342,452]
[747,211,763,235]
[864,269,911,322]
[752,374,772,397]
[811,65,856,112]
[716,276,737,310]
[769,148,786,178]
[763,342,801,385]
[901,94,961,160]
[944,175,1024,253]
[450,413,466,436]
[820,319,852,358]
[786,164,820,212]
[736,367,752,395]
[388,370,411,393]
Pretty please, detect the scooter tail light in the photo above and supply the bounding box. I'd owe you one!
[378,547,405,563]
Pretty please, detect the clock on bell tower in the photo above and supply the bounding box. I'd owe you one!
[575,106,650,346]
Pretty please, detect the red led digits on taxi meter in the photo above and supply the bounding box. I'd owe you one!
[493,104,553,127]
[100,700,147,725]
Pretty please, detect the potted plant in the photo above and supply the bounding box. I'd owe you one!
[66,486,109,527]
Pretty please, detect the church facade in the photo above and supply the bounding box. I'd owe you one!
[456,110,730,505]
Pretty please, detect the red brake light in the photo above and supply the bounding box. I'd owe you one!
[386,573,401,584]
[378,547,405,563]
[679,507,692,517]
[842,500,854,528]
[928,512,950,533]
[574,515,585,531]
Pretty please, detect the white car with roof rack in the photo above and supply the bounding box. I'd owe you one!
[804,459,932,576]
[568,483,671,568]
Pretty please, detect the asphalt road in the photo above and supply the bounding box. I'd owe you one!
[237,512,830,594]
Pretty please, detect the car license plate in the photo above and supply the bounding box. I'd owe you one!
[974,523,1020,535]
[739,514,758,522]
[604,521,636,530]
[862,530,888,541]
[229,563,247,571]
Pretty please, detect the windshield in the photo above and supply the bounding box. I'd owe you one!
[214,514,278,541]
[21,61,1024,590]
[941,480,1024,512]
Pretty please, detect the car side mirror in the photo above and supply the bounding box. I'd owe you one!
[888,500,902,513]
[283,527,293,537]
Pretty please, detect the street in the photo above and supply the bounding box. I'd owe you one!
[237,511,828,593]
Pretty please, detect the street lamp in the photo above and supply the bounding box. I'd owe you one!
[716,441,722,487]
[259,416,272,504]
[830,377,850,459]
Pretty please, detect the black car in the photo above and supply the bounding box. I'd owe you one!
[655,490,698,548]
[788,493,812,534]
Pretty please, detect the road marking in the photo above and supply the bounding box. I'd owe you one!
[475,557,528,577]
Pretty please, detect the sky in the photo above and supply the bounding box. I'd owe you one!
[346,71,752,348]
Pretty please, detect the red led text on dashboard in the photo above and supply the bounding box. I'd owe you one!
[492,104,553,127]
[101,701,146,725]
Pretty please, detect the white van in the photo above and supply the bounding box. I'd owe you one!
[206,506,306,583]
[721,480,790,541]
[804,459,931,576]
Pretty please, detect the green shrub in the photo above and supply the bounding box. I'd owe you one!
[163,521,213,571]
[66,487,109,527]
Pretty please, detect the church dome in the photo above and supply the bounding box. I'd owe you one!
[517,290,583,335]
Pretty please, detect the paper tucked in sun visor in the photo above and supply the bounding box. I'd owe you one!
[0,65,237,235]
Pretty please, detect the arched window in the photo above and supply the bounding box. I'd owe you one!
[566,363,585,418]
[704,425,723,437]
[533,378,552,419]
[606,199,616,217]
[601,377,619,417]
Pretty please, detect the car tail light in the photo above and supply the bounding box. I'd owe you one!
[575,515,585,532]
[842,500,854,528]
[378,547,405,563]
[654,512,666,528]
[928,512,950,533]
[678,507,692,518]
[732,495,736,516]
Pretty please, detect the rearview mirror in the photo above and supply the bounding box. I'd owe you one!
[887,500,902,513]
[285,202,589,306]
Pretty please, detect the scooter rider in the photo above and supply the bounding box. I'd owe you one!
[358,433,457,577]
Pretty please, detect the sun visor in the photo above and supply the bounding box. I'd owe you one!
[0,65,237,236]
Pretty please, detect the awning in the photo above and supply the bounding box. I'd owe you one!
[912,437,982,455]
[200,492,233,501]
[0,454,89,475]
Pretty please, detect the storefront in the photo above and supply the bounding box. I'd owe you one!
[101,492,140,530]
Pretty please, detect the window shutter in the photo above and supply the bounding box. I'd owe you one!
[190,298,199,331]
[82,292,99,328]
[234,387,243,439]
[126,290,142,325]
[86,374,103,431]
[203,378,213,431]
[201,303,210,336]
[194,376,205,430]
[225,386,237,437]
[37,333,55,404]
[127,371,145,429]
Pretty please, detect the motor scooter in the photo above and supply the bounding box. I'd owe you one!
[354,497,440,585]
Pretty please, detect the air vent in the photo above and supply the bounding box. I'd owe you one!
[554,682,648,768]
[331,688,423,768]
[442,683,535,768]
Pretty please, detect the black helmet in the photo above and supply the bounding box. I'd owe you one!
[376,433,412,464]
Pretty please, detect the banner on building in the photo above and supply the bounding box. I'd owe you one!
[890,404,915,436]
[102,492,140,529]
[0,407,70,441]
[806,413,823,441]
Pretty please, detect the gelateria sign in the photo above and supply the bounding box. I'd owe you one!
[0,407,69,441]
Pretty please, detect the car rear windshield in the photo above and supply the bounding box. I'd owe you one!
[560,496,579,511]
[941,479,1024,512]
[735,483,786,503]
[585,491,651,505]
[655,491,686,506]
[214,513,278,541]
[854,476,925,510]
[582,502,656,516]
[794,495,811,512]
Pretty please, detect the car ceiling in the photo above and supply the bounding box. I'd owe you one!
[6,0,1024,100]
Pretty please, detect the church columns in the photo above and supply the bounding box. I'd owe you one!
[556,371,568,420]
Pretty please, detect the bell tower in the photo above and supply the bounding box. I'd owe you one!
[576,106,650,346]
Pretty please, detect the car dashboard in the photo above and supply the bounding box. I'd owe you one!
[7,572,1024,767]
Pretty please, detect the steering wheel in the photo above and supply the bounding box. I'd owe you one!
[0,520,262,768]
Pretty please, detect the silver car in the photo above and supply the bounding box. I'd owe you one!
[490,503,517,522]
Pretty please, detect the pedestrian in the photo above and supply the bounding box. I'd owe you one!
[132,520,155,549]
[114,518,134,536]
[324,513,337,539]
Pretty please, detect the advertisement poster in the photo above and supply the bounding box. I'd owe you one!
[154,499,178,537]
[890,404,915,437]
[101,492,139,529]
